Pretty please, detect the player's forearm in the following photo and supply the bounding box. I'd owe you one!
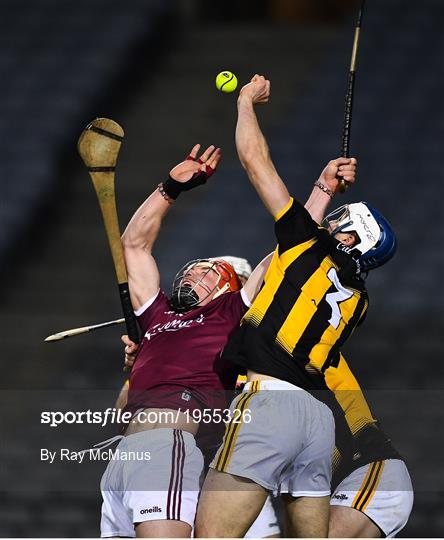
[304,185,333,225]
[236,98,290,216]
[236,97,269,171]
[121,188,171,252]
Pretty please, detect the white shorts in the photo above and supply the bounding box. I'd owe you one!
[331,459,413,537]
[211,379,335,497]
[100,428,203,537]
[245,496,280,538]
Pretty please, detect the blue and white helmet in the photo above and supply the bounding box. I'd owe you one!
[324,202,397,271]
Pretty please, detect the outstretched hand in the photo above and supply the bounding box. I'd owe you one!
[169,144,221,183]
[238,74,271,105]
[319,157,357,194]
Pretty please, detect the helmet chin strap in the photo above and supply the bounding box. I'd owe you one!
[211,282,230,300]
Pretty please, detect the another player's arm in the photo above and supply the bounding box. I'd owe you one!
[236,75,357,223]
[242,251,274,304]
[121,145,221,309]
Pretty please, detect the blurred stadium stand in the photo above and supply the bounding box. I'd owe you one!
[0,0,443,536]
[0,0,173,266]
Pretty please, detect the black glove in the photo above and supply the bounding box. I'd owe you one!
[162,154,216,200]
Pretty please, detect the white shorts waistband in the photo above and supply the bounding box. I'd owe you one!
[123,427,196,446]
[243,379,303,392]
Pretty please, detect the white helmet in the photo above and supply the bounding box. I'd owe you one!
[211,255,252,281]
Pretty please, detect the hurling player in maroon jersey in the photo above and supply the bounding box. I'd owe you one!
[100,145,271,539]
[116,256,281,539]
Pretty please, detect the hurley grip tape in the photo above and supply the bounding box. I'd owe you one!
[118,283,140,344]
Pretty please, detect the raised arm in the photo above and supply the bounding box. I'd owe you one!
[236,75,290,218]
[236,74,357,223]
[121,144,221,309]
[305,157,357,224]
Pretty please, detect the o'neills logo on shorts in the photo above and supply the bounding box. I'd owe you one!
[333,493,348,501]
[140,506,162,514]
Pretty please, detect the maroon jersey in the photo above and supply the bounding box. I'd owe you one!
[127,289,249,415]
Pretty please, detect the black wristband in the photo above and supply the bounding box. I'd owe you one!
[163,171,208,200]
[163,176,183,200]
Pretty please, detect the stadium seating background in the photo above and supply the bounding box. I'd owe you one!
[0,0,442,536]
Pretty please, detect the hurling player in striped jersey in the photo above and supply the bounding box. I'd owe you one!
[195,75,411,538]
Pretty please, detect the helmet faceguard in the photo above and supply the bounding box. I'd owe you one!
[324,202,397,271]
[171,259,241,312]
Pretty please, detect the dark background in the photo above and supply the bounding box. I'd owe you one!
[0,0,442,536]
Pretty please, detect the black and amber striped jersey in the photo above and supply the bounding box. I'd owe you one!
[325,353,401,488]
[223,197,369,390]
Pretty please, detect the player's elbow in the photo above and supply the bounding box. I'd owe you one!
[239,154,266,185]
[244,161,276,196]
[121,217,160,252]
[121,230,143,251]
[239,144,272,179]
[239,144,264,171]
[238,146,254,170]
[121,230,151,254]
